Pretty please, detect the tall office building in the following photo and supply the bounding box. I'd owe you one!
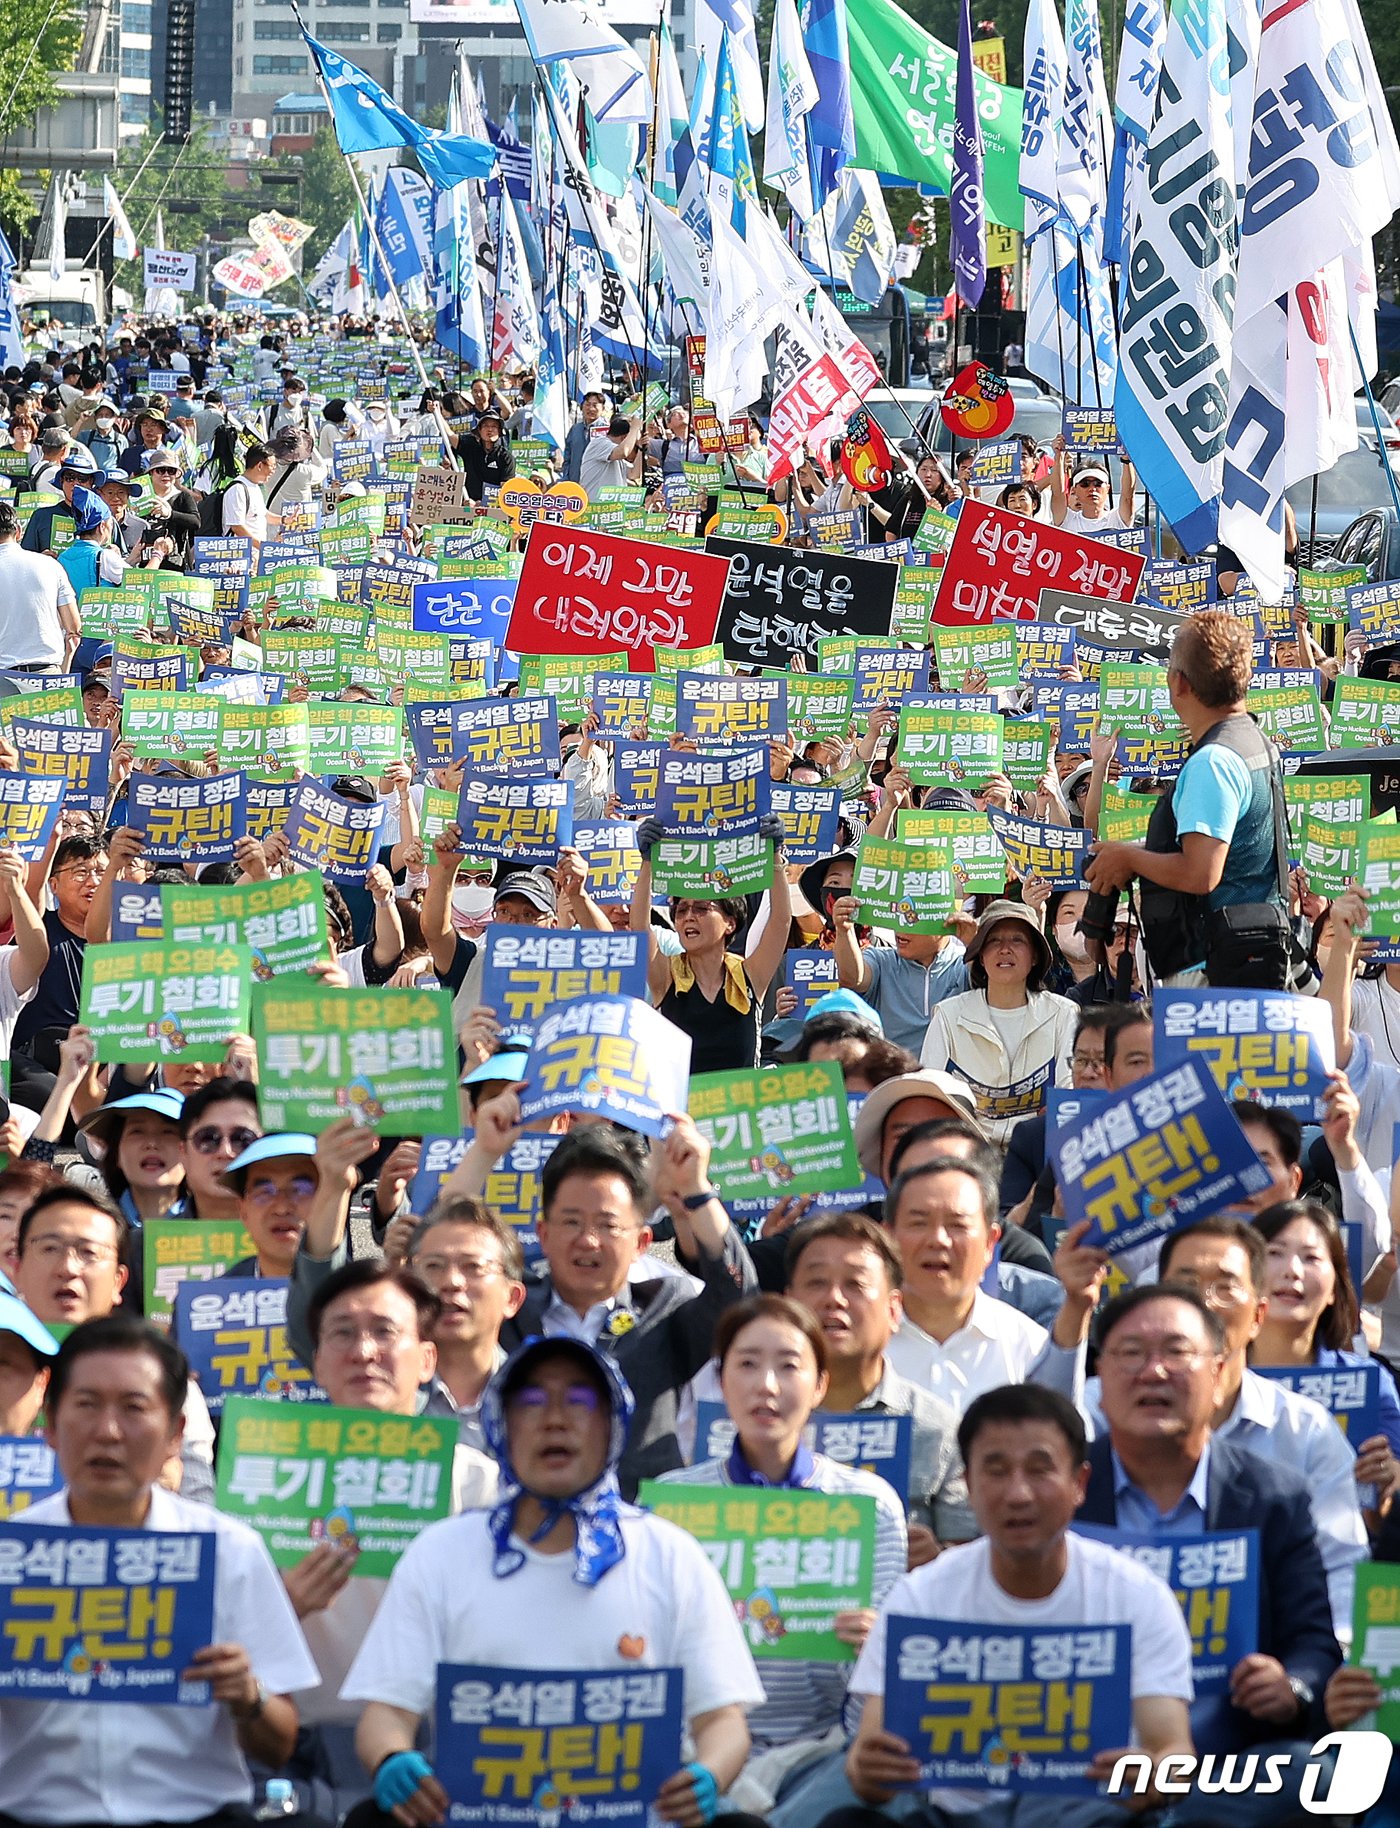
[229,0,417,120]
[94,0,155,135]
[151,0,237,119]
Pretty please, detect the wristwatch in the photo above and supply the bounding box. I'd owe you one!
[680,1189,722,1210]
[1287,1676,1315,1719]
[233,1679,268,1722]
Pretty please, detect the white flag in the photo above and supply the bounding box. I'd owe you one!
[763,0,817,222]
[48,181,66,284]
[1020,0,1067,241]
[104,176,137,261]
[511,0,649,123]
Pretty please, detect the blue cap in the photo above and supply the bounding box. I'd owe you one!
[70,487,112,535]
[461,1040,531,1088]
[0,1291,59,1361]
[222,1132,319,1192]
[77,1089,185,1154]
[806,988,883,1030]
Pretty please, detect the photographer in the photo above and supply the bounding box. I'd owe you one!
[1084,610,1288,989]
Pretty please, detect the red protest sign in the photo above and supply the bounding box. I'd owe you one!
[691,400,724,455]
[932,501,1147,628]
[508,524,730,672]
[767,351,853,483]
[684,334,707,379]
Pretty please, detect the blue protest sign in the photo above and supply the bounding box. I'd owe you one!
[408,1132,553,1264]
[517,996,689,1138]
[655,744,770,835]
[1115,732,1190,779]
[0,1524,215,1704]
[405,696,559,776]
[572,822,641,906]
[674,674,786,744]
[693,1401,913,1500]
[1032,683,1098,752]
[9,720,111,815]
[1015,624,1076,675]
[283,779,386,882]
[480,929,646,1043]
[1046,1088,1108,1130]
[0,773,65,860]
[0,1442,62,1519]
[173,1277,323,1415]
[613,742,663,817]
[1348,579,1400,645]
[1154,989,1336,1120]
[1141,560,1215,612]
[412,576,517,644]
[129,770,247,865]
[852,647,933,715]
[784,949,840,1017]
[1048,1060,1273,1254]
[111,884,166,943]
[985,807,1092,890]
[192,536,254,578]
[1254,1363,1382,1450]
[434,1662,683,1825]
[770,784,841,865]
[591,672,653,743]
[1072,1526,1259,1752]
[883,1616,1132,1792]
[456,776,573,869]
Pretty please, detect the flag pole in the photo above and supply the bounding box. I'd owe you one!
[292,0,458,467]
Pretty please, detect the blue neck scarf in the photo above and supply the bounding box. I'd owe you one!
[725,1438,819,1488]
[479,1336,635,1589]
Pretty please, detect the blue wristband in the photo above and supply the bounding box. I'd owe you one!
[374,1750,435,1811]
[684,1762,720,1823]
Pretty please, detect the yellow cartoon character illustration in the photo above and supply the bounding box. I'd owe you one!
[336,1075,385,1124]
[750,1148,796,1185]
[147,1015,188,1052]
[249,949,276,982]
[738,1586,787,1647]
[896,899,921,927]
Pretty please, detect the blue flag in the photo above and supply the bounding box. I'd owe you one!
[950,0,986,304]
[802,0,855,210]
[301,28,494,190]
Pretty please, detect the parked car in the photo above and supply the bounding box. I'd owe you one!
[1286,441,1400,565]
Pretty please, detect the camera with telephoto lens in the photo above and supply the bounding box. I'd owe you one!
[1078,889,1121,951]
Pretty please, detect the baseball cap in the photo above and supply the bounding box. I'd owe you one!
[77,1089,185,1156]
[494,869,557,915]
[222,1132,319,1193]
[331,773,377,804]
[461,1034,533,1087]
[0,1290,59,1361]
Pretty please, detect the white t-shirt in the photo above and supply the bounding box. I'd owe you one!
[1058,506,1131,535]
[851,1532,1193,1813]
[342,1507,766,1724]
[579,438,633,502]
[0,543,75,667]
[0,1486,318,1825]
[221,478,266,543]
[0,947,36,1057]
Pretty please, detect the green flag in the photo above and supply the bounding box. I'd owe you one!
[846,0,1024,229]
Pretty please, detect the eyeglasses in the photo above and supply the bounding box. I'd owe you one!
[1070,1053,1104,1072]
[545,1216,636,1242]
[29,1236,117,1269]
[1175,1276,1252,1306]
[508,1383,601,1413]
[245,1175,316,1207]
[414,1255,505,1281]
[151,466,177,475]
[56,864,105,883]
[320,1320,409,1352]
[1100,1341,1213,1373]
[188,1124,261,1156]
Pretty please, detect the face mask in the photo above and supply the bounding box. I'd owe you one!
[1055,919,1089,964]
[452,882,495,925]
[367,407,386,422]
[96,416,114,431]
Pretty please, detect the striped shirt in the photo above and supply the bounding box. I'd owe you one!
[655,1451,907,1749]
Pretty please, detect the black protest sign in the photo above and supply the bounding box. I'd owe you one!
[1038,587,1188,652]
[703,537,896,667]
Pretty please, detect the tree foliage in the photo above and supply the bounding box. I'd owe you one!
[96,116,235,291]
[0,0,80,234]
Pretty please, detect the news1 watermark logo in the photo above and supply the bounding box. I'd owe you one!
[1107,1733,1394,1815]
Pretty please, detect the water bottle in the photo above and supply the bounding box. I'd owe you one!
[254,1779,297,1821]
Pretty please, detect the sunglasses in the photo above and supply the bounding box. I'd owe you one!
[188,1124,260,1156]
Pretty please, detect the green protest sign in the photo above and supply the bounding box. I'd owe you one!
[932,625,1019,692]
[688,1060,861,1200]
[1352,1563,1400,1736]
[143,1218,255,1325]
[898,808,1005,894]
[897,708,1003,788]
[853,835,956,934]
[81,942,252,1063]
[637,1484,877,1661]
[891,570,939,643]
[317,521,372,569]
[817,635,893,671]
[1099,787,1154,843]
[79,585,151,636]
[218,703,312,779]
[654,644,725,674]
[262,631,353,694]
[519,651,629,720]
[1333,677,1400,747]
[161,873,330,976]
[216,1398,457,1576]
[652,832,774,899]
[778,672,855,741]
[0,686,82,729]
[252,982,459,1136]
[1359,824,1400,935]
[306,703,403,774]
[1001,720,1056,793]
[1301,814,1359,899]
[910,508,959,555]
[375,627,451,687]
[121,691,222,759]
[1247,685,1327,754]
[1299,565,1367,625]
[1098,661,1181,740]
[1283,773,1368,828]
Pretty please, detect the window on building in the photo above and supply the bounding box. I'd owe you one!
[253,53,308,72]
[321,20,369,38]
[254,18,300,35]
[376,21,401,38]
[122,0,153,31]
[120,92,150,124]
[120,46,150,78]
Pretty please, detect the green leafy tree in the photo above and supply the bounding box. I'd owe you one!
[262,128,357,268]
[0,0,81,233]
[96,116,238,289]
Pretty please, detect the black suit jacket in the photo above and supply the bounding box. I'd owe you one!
[500,1226,757,1499]
[1078,1435,1340,1751]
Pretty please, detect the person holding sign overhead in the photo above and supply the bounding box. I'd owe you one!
[826,1384,1193,1828]
[658,1294,908,1826]
[0,1314,318,1828]
[341,1335,768,1828]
